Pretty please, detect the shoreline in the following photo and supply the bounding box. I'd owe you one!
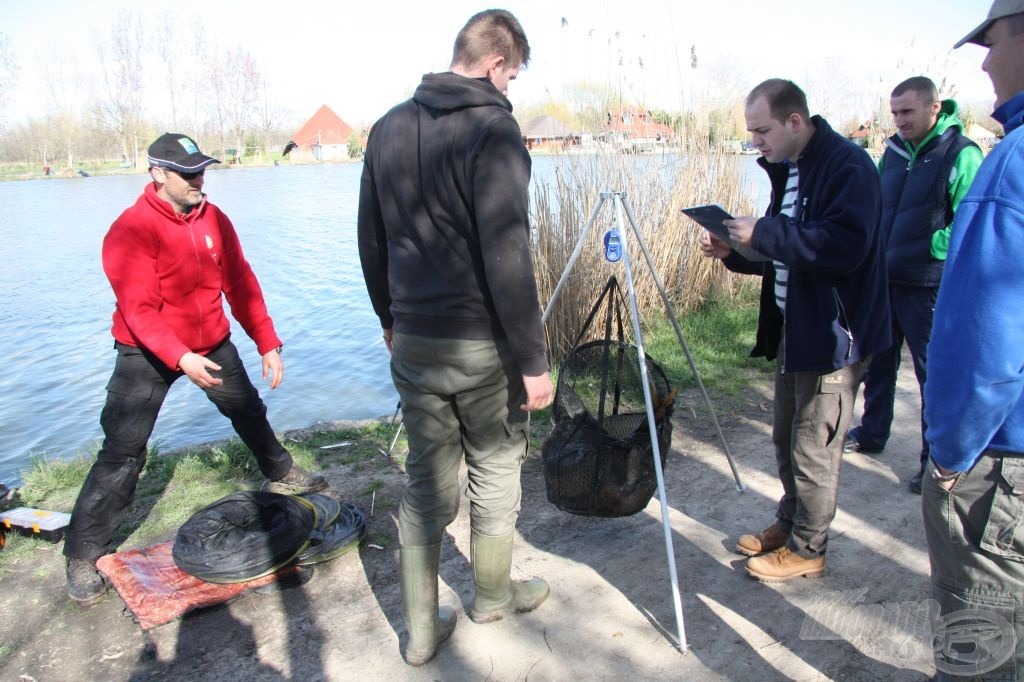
[0,414,396,492]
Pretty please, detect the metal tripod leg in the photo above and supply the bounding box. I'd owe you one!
[542,195,608,323]
[609,192,689,653]
[620,197,745,492]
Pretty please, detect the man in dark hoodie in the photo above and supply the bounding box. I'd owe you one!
[844,77,981,496]
[700,79,890,583]
[358,9,553,667]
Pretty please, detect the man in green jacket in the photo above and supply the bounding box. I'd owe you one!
[845,77,982,494]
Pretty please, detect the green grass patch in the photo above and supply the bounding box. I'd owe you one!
[368,532,391,549]
[643,284,771,395]
[0,426,377,571]
[18,455,94,510]
[0,534,48,570]
[359,480,384,496]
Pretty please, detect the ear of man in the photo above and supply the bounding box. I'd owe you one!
[455,53,504,79]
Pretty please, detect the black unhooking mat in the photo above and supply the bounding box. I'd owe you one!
[172,490,316,583]
[542,276,675,517]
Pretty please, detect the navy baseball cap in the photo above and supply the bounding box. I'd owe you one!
[147,133,220,172]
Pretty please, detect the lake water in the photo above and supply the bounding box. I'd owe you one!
[0,154,768,486]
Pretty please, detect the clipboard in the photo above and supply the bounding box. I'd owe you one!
[681,204,770,262]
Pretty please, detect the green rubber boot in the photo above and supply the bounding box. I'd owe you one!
[469,531,550,624]
[400,543,456,666]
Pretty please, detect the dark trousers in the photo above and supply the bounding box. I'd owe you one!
[64,338,292,560]
[389,333,529,547]
[922,452,1024,679]
[857,284,937,462]
[773,341,867,558]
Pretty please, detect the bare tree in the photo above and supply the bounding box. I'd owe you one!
[225,48,261,161]
[0,32,19,123]
[563,81,619,132]
[204,55,228,148]
[35,45,89,170]
[154,11,185,131]
[203,46,261,161]
[253,76,290,159]
[91,10,146,167]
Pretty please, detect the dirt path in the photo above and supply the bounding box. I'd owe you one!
[0,356,937,681]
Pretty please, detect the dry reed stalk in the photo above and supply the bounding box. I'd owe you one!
[531,127,762,360]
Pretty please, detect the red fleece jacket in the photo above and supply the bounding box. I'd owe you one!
[103,183,281,370]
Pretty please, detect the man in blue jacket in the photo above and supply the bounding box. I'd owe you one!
[701,79,890,582]
[922,2,1024,678]
[845,77,982,496]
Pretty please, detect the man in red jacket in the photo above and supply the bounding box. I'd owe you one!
[63,133,326,605]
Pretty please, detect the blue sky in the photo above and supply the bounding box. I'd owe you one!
[1,0,997,127]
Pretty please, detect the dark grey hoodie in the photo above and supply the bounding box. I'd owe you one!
[358,72,549,376]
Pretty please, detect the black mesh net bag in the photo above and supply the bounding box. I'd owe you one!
[295,500,367,566]
[542,276,675,517]
[172,490,315,583]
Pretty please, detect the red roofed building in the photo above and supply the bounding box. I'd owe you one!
[599,108,674,153]
[849,121,872,149]
[290,105,355,160]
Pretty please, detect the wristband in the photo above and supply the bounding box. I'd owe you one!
[930,463,959,483]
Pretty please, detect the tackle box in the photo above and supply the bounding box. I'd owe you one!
[1,507,71,544]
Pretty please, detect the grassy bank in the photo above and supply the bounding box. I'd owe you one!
[0,287,766,569]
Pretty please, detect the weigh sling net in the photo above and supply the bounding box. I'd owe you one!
[543,275,675,517]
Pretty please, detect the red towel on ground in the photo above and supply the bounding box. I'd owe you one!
[96,541,299,629]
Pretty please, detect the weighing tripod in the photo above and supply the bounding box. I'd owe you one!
[543,191,746,652]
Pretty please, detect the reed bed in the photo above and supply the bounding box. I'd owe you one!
[531,128,762,361]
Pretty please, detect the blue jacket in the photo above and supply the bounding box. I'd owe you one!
[724,116,891,373]
[925,91,1024,471]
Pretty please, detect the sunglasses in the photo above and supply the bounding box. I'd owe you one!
[164,168,205,181]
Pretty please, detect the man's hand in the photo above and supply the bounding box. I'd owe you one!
[179,352,223,389]
[262,348,284,390]
[382,328,394,354]
[521,373,554,412]
[724,216,758,247]
[700,231,732,259]
[933,461,962,492]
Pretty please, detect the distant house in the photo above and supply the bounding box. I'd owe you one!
[290,105,355,161]
[521,115,578,151]
[849,121,872,149]
[597,108,673,153]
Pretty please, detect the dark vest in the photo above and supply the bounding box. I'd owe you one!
[879,128,977,286]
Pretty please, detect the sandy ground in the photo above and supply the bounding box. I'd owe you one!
[0,353,938,681]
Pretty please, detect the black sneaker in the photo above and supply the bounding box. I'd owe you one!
[843,427,885,454]
[909,469,925,495]
[66,557,107,605]
[262,465,328,495]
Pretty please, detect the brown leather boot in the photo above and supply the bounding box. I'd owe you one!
[736,522,789,557]
[745,547,825,583]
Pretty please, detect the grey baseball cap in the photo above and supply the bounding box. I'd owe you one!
[955,0,1024,48]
